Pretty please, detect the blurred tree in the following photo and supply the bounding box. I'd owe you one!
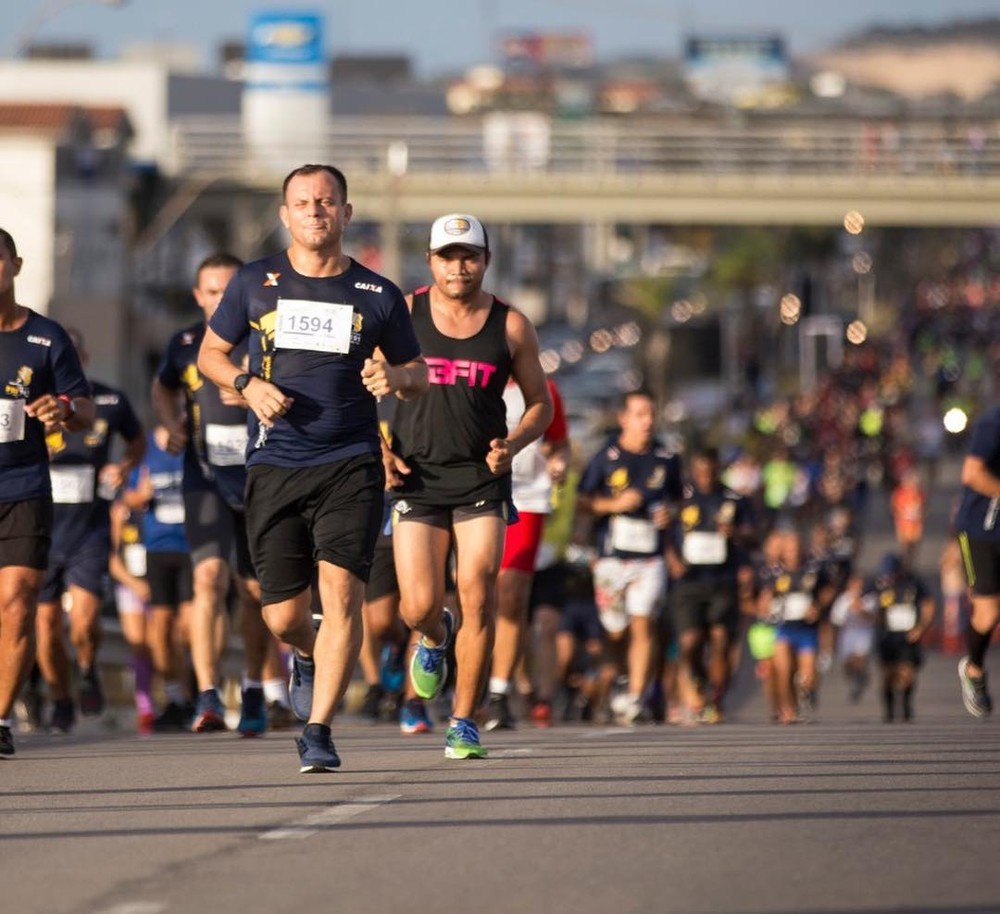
[707,228,784,398]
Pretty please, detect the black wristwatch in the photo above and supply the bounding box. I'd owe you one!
[233,373,253,396]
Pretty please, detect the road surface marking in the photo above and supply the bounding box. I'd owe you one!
[94,904,167,914]
[260,793,400,840]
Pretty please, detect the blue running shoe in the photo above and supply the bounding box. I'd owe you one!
[192,689,228,733]
[237,686,267,737]
[445,716,487,759]
[296,723,341,773]
[399,698,434,734]
[380,642,406,695]
[289,651,315,722]
[409,608,453,701]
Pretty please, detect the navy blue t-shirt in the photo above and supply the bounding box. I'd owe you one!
[773,561,826,629]
[0,309,90,502]
[579,437,682,558]
[955,405,1000,542]
[156,321,249,506]
[209,252,421,469]
[48,380,142,549]
[868,572,929,637]
[671,483,754,582]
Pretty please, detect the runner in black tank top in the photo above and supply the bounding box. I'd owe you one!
[391,287,512,507]
[386,213,552,761]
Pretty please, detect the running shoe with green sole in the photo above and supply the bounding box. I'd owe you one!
[409,608,453,700]
[958,656,992,718]
[445,717,488,760]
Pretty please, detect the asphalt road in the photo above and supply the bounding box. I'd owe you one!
[4,456,996,914]
[2,648,999,914]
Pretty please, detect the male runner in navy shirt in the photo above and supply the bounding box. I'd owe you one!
[578,389,682,725]
[198,164,427,772]
[36,329,145,732]
[956,404,1000,718]
[154,253,286,735]
[0,228,94,758]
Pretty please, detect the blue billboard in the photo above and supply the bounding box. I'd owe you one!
[248,12,324,64]
[245,11,326,93]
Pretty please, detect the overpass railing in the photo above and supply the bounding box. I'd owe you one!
[168,115,1000,181]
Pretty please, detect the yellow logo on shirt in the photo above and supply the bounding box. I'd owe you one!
[681,505,700,529]
[608,468,629,493]
[5,365,33,397]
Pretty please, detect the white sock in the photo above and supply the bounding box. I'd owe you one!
[489,678,510,696]
[164,681,185,704]
[0,718,11,728]
[242,677,263,691]
[264,678,290,707]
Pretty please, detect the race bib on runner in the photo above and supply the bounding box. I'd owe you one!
[50,465,96,504]
[123,543,147,578]
[782,592,811,622]
[682,531,727,565]
[610,515,658,554]
[274,299,354,353]
[205,423,247,466]
[886,604,917,632]
[0,398,26,444]
[154,496,185,526]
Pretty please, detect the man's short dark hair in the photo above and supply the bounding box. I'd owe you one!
[195,252,243,283]
[621,387,655,409]
[281,164,349,203]
[0,228,17,259]
[690,445,719,464]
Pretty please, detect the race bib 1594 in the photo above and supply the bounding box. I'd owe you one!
[274,299,354,354]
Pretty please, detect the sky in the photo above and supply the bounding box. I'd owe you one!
[6,0,998,76]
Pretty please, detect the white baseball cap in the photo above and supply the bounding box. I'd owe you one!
[428,214,489,253]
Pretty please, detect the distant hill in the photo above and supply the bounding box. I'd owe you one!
[812,19,1000,101]
[836,18,1000,49]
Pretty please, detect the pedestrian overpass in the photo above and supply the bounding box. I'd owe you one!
[160,115,999,229]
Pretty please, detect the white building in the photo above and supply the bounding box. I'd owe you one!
[0,103,133,384]
[0,58,240,168]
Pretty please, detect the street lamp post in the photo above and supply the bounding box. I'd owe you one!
[12,0,127,58]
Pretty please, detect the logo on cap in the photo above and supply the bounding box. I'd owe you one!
[444,218,471,236]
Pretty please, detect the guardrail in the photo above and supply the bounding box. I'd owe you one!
[169,115,1000,180]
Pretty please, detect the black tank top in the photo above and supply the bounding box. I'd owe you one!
[392,288,512,506]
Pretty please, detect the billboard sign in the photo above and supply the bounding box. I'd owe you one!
[246,11,326,91]
[683,35,790,106]
[500,32,594,71]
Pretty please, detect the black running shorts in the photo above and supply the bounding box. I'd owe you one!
[246,455,384,605]
[183,487,255,579]
[670,577,740,635]
[0,497,52,570]
[39,526,111,603]
[958,532,1000,598]
[364,538,398,603]
[391,498,510,530]
[145,550,194,607]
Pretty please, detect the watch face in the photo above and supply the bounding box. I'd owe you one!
[234,373,250,392]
